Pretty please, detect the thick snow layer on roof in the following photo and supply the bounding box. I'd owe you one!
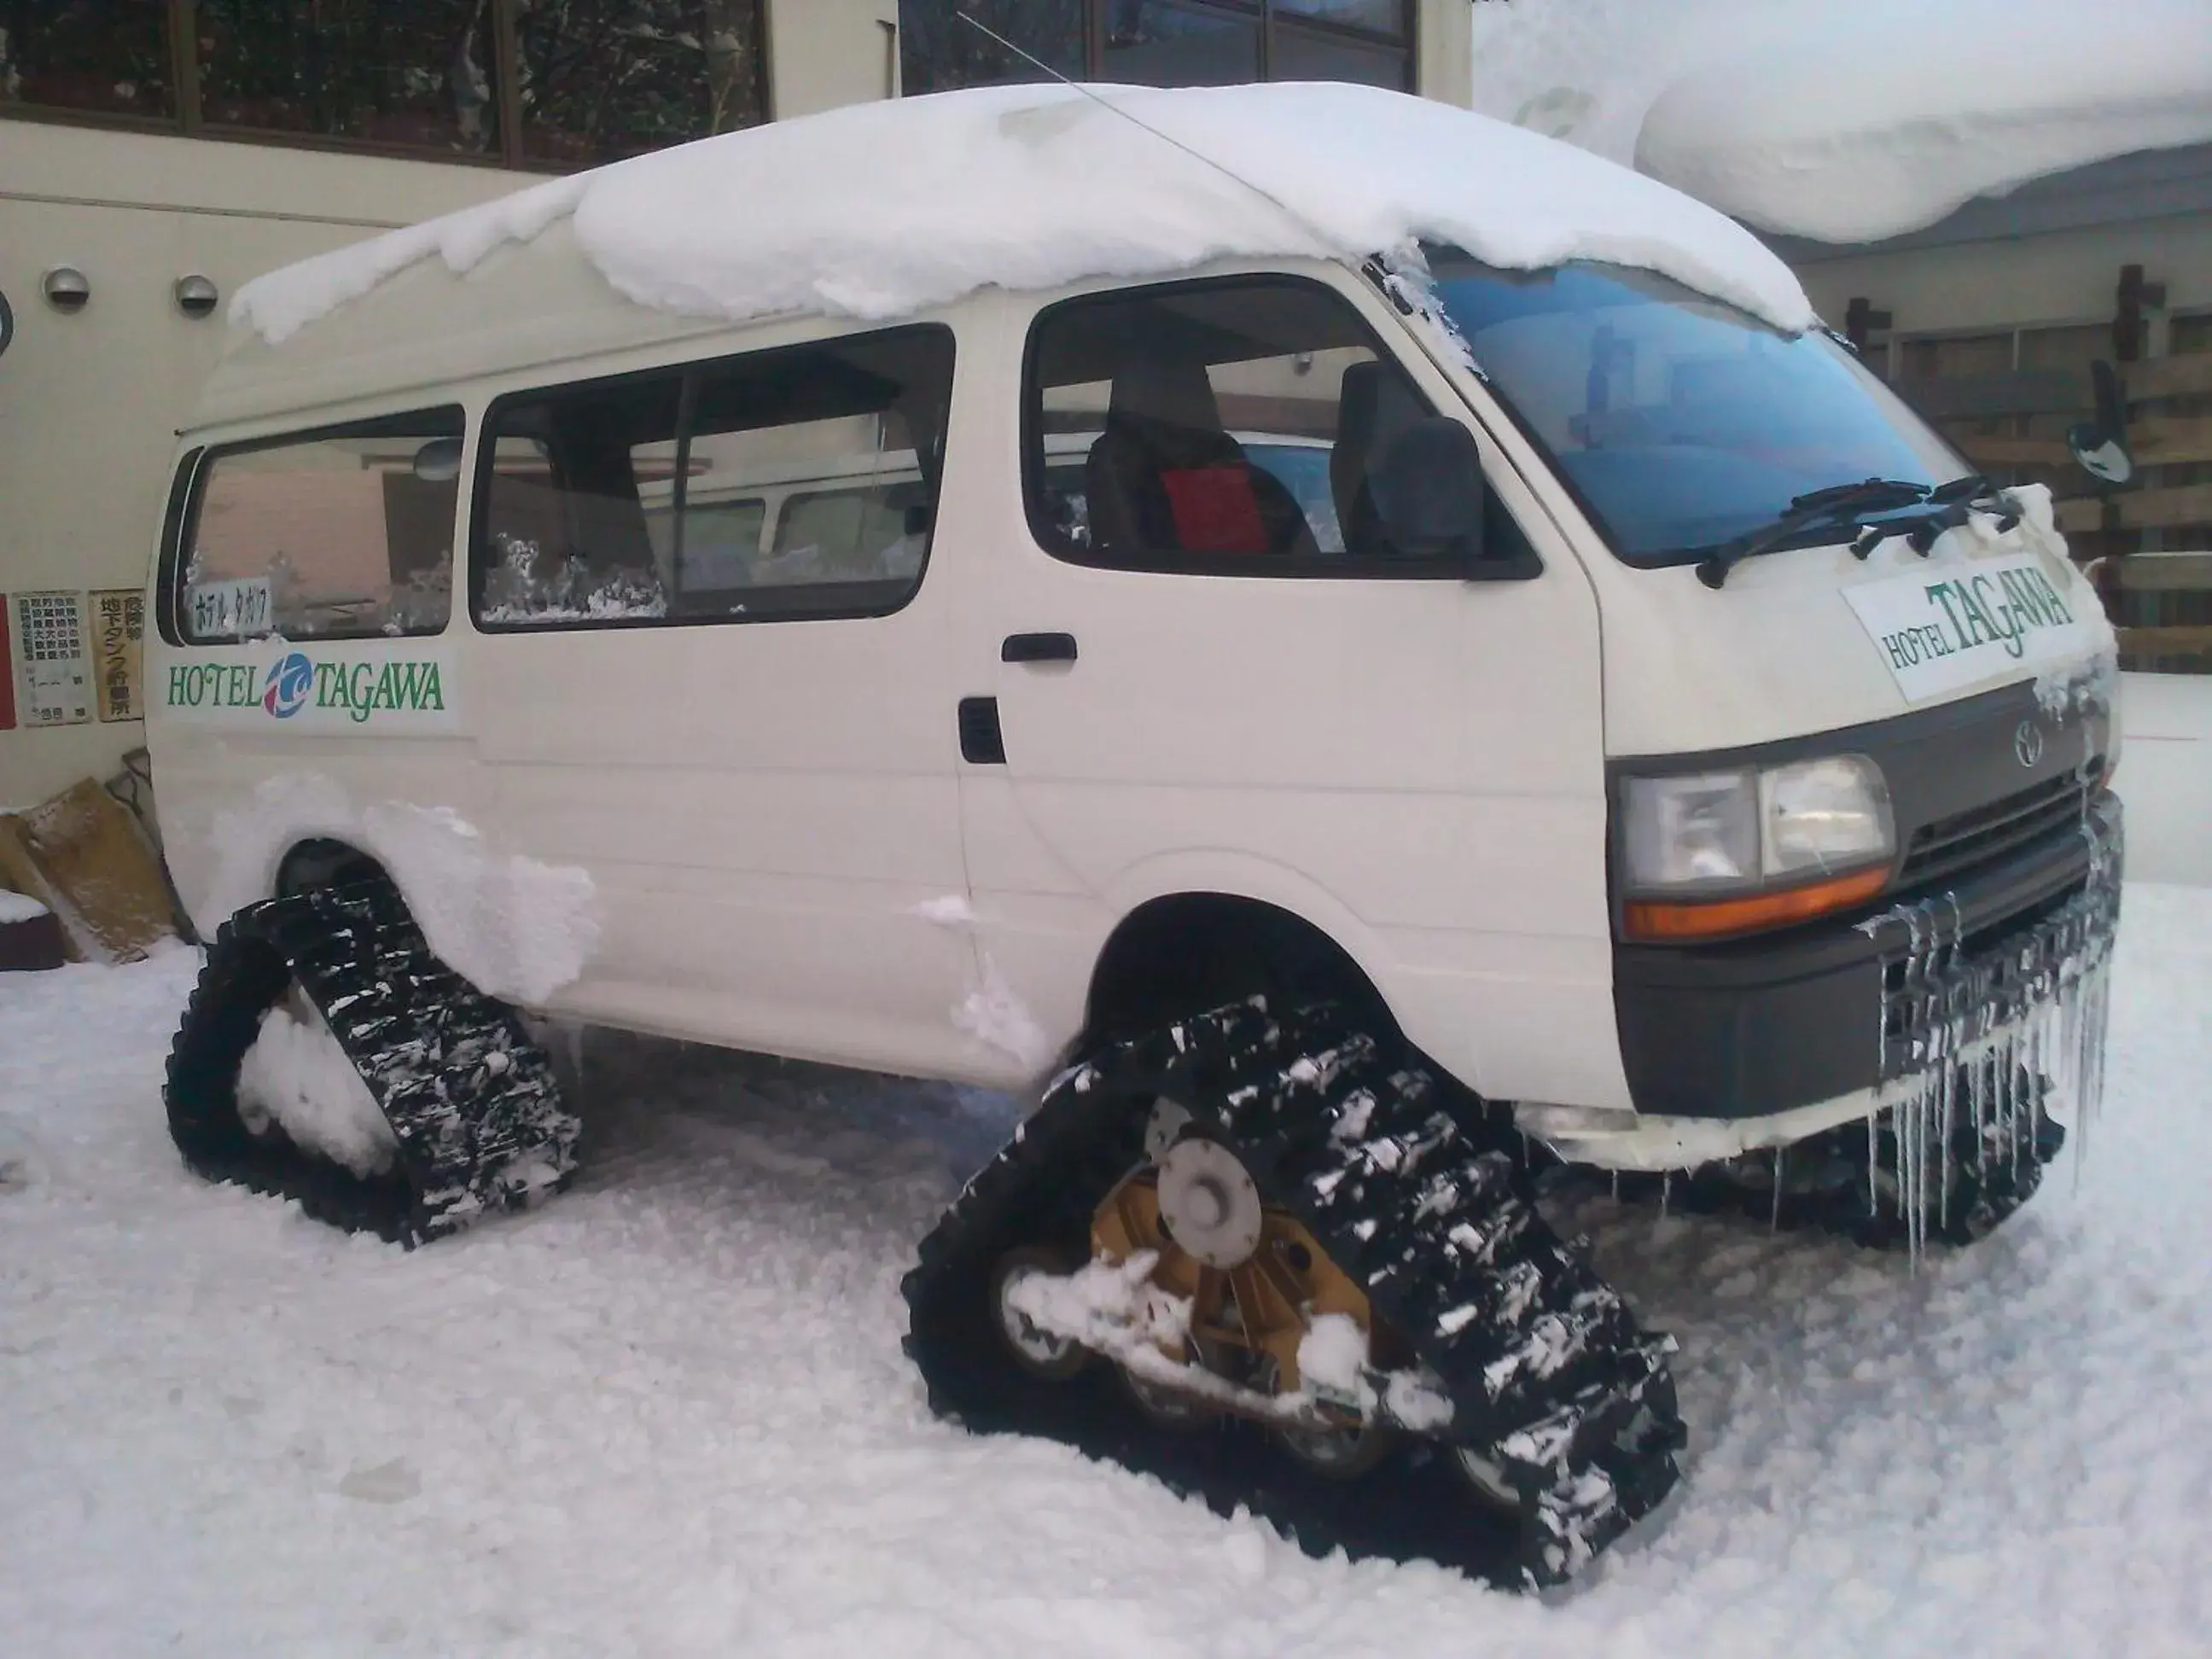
[1469,0,2212,246]
[231,81,1813,346]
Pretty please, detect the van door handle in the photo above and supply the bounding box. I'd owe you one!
[1002,632,1077,664]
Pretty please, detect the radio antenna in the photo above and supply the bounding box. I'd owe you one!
[952,9,1324,246]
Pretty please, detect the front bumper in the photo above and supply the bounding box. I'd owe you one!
[1611,793,2122,1121]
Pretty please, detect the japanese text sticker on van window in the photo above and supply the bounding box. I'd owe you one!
[188,577,273,640]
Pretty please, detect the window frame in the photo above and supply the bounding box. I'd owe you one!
[162,405,467,647]
[468,322,959,633]
[1018,271,1502,581]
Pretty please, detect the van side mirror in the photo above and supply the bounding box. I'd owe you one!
[1369,417,1521,575]
[2068,359,2133,487]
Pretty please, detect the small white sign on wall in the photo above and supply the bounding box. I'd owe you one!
[10,591,93,727]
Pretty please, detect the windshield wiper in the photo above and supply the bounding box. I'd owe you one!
[1696,477,1932,589]
[1851,474,2023,559]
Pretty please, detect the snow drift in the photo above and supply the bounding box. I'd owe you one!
[1638,0,2212,244]
[199,774,599,1007]
[230,81,1814,345]
[1469,0,2212,245]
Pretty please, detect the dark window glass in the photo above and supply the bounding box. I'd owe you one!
[899,0,1084,96]
[1026,276,1496,573]
[0,0,172,121]
[195,2,498,153]
[1102,1,1260,87]
[1272,0,1405,36]
[1270,22,1406,89]
[515,0,767,166]
[178,410,465,643]
[476,327,956,628]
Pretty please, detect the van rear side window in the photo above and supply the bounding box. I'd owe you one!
[174,409,464,643]
[473,325,954,628]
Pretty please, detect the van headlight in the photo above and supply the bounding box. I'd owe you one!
[1620,755,1895,938]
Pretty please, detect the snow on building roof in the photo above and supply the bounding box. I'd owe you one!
[1469,0,2212,247]
[230,80,1814,352]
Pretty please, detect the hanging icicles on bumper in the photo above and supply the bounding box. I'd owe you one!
[1854,795,2123,1264]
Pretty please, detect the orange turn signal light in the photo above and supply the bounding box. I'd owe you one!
[1623,865,1890,942]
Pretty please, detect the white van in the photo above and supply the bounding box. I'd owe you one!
[144,83,2122,1587]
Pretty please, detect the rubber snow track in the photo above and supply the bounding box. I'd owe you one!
[164,877,579,1244]
[904,1000,1682,1589]
[3,887,2210,1657]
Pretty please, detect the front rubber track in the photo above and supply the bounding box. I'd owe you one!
[902,997,1683,1590]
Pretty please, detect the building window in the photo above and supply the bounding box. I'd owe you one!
[513,0,768,167]
[0,0,767,170]
[0,1,173,123]
[474,326,956,629]
[195,2,499,154]
[901,0,1412,96]
[1103,3,1262,87]
[900,0,1085,96]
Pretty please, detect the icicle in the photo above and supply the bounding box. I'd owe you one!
[1659,1171,1672,1220]
[1771,1146,1784,1233]
[1610,1168,1620,1202]
[1970,1045,1988,1183]
[1867,1104,1881,1220]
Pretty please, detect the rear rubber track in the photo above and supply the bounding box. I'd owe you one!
[164,875,579,1245]
[903,998,1683,1590]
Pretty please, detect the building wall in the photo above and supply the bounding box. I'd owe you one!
[0,125,528,806]
[1789,217,2212,343]
[0,3,906,807]
[772,0,901,114]
[1416,0,1475,110]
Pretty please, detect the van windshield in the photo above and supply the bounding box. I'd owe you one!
[1421,251,1967,567]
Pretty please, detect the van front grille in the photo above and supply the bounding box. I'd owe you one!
[1899,766,2098,891]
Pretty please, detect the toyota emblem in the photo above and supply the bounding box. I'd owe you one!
[2014,720,2046,768]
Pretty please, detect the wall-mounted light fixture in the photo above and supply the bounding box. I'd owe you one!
[42,266,90,314]
[174,274,220,319]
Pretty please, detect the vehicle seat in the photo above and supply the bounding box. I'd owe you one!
[1330,359,1426,557]
[1086,356,1312,562]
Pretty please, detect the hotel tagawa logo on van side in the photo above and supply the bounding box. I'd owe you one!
[165,649,448,725]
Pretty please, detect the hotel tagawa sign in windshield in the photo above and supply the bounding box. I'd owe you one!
[162,641,457,732]
[1843,553,2103,702]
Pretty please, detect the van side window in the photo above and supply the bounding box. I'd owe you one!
[1025,276,1526,574]
[174,409,463,643]
[474,326,954,628]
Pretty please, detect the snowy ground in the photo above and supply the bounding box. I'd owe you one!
[3,888,2209,1658]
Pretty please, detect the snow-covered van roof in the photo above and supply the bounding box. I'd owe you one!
[207,81,1813,427]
